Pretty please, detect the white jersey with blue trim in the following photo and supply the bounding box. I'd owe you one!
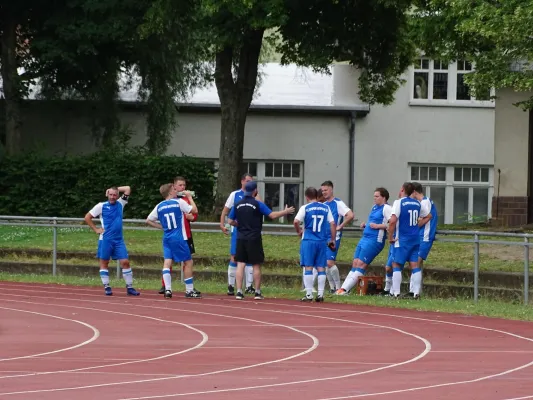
[295,202,334,241]
[225,189,246,236]
[148,198,193,241]
[420,196,438,242]
[362,203,393,243]
[89,197,128,241]
[323,197,350,241]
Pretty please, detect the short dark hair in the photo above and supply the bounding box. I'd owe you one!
[412,182,424,194]
[321,180,334,188]
[174,176,186,183]
[305,187,318,200]
[241,173,253,180]
[402,182,415,197]
[374,187,390,201]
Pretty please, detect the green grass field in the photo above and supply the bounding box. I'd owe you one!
[0,225,529,272]
[1,272,531,321]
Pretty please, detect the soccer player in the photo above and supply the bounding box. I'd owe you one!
[227,181,294,300]
[411,181,438,297]
[335,188,392,295]
[320,180,354,292]
[158,176,198,295]
[294,187,336,302]
[219,173,261,296]
[387,182,429,298]
[146,183,200,299]
[84,185,140,296]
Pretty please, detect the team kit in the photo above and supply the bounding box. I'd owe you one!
[84,175,437,302]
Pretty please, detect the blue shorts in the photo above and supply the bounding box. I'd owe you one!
[163,238,192,263]
[326,239,341,261]
[354,238,385,265]
[393,239,420,265]
[300,240,327,268]
[386,245,394,267]
[97,239,128,261]
[230,229,238,255]
[419,240,434,260]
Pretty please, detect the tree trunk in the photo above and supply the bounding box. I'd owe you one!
[214,29,264,214]
[0,17,23,155]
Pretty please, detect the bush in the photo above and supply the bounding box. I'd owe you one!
[0,149,216,219]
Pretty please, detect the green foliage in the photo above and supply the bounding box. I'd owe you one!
[0,150,216,218]
[410,0,533,106]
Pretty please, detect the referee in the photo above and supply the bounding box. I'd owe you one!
[228,181,295,300]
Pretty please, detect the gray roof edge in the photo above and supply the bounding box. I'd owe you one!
[175,102,370,115]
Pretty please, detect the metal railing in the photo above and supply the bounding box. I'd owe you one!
[0,215,531,304]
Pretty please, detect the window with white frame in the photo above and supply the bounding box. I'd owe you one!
[411,58,494,106]
[410,164,493,224]
[212,159,303,223]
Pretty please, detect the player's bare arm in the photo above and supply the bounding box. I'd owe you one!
[220,206,231,234]
[184,191,199,214]
[336,209,354,231]
[293,218,303,236]
[328,222,337,249]
[388,215,398,243]
[84,212,103,235]
[146,218,163,230]
[268,204,295,219]
[418,213,432,227]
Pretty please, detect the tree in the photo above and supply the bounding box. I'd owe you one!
[201,0,416,212]
[410,0,533,108]
[1,0,208,155]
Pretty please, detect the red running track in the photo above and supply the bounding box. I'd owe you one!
[0,281,532,400]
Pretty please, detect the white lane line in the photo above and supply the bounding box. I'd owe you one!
[0,301,208,380]
[0,295,320,396]
[0,306,99,362]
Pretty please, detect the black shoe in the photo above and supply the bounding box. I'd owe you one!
[402,292,415,299]
[164,290,172,299]
[227,285,235,296]
[254,292,264,300]
[329,289,336,294]
[158,286,166,295]
[315,295,324,303]
[235,291,244,300]
[185,289,202,299]
[300,295,313,302]
[379,290,391,296]
[245,286,256,294]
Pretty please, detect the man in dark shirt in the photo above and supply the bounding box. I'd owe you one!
[228,181,295,300]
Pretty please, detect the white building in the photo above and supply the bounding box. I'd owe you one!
[17,61,495,224]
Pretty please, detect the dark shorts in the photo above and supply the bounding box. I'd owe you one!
[187,236,195,254]
[235,238,264,265]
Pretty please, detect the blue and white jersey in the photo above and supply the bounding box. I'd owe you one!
[89,197,128,241]
[392,197,427,245]
[420,196,438,242]
[295,201,334,241]
[225,189,246,235]
[323,198,351,241]
[362,203,393,244]
[147,199,193,241]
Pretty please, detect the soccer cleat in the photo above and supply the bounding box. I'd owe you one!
[227,285,235,296]
[379,290,391,296]
[164,290,172,299]
[335,288,347,296]
[315,295,324,303]
[158,286,166,294]
[300,294,313,302]
[329,289,336,294]
[127,287,140,296]
[245,286,256,294]
[104,286,113,296]
[185,289,202,299]
[254,292,264,300]
[235,292,244,300]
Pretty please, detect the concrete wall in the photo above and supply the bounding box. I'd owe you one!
[493,88,531,197]
[332,65,495,220]
[19,102,352,204]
